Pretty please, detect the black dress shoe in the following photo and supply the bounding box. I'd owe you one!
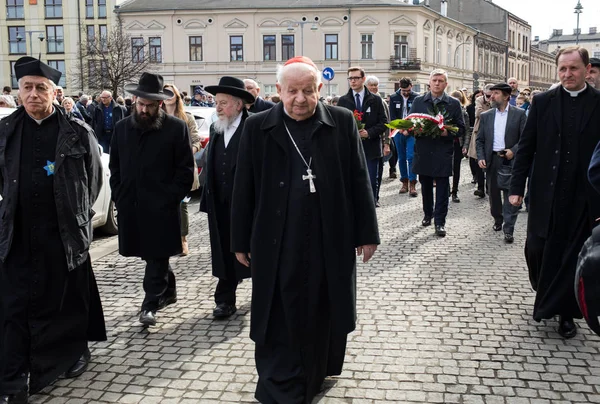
[504,233,514,243]
[435,225,446,237]
[0,389,28,404]
[139,310,157,327]
[64,349,91,379]
[157,293,177,310]
[493,223,502,231]
[451,193,460,203]
[474,189,485,198]
[213,303,237,319]
[558,316,577,339]
[422,217,432,227]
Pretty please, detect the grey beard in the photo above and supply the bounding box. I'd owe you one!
[213,115,235,134]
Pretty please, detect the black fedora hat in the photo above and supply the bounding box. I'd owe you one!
[125,72,174,100]
[205,76,255,104]
[590,58,600,68]
[490,83,512,95]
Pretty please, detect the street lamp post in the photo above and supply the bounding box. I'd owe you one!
[16,30,46,58]
[574,0,583,45]
[287,21,318,56]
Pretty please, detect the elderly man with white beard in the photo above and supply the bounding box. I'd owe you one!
[231,56,380,404]
[200,77,255,319]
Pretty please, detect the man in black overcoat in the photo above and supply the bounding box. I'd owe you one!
[410,69,465,237]
[509,46,600,338]
[0,57,106,404]
[199,77,254,319]
[244,79,275,113]
[337,66,388,202]
[109,73,194,327]
[231,56,380,404]
[590,140,600,193]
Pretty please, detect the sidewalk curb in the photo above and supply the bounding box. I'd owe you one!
[90,237,119,261]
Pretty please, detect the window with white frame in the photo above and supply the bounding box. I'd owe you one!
[361,34,373,59]
[394,35,408,61]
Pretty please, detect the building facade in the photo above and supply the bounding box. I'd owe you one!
[472,31,509,89]
[537,27,600,59]
[529,46,556,90]
[116,0,477,98]
[0,0,117,94]
[428,0,532,88]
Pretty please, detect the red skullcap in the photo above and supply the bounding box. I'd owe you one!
[284,56,318,69]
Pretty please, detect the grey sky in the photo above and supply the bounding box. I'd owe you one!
[493,0,600,39]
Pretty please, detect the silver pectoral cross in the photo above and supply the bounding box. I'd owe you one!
[302,168,317,193]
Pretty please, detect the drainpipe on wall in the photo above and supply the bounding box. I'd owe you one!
[347,8,352,69]
[77,0,83,93]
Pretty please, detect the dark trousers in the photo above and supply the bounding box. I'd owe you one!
[366,158,380,203]
[142,258,176,312]
[451,142,463,194]
[488,155,520,234]
[376,158,384,201]
[419,175,450,226]
[98,130,113,154]
[214,199,238,306]
[389,140,398,173]
[470,158,485,191]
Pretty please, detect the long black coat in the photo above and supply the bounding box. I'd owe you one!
[510,86,600,238]
[410,92,466,177]
[231,102,380,345]
[337,88,388,160]
[589,140,600,194]
[109,112,194,258]
[200,109,250,280]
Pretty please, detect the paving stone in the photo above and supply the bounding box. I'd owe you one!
[28,169,600,403]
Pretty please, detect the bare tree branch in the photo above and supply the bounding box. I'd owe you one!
[70,14,156,98]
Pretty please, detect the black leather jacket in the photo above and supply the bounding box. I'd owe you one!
[0,107,102,270]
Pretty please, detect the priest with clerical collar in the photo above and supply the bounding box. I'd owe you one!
[230,56,380,403]
[510,46,600,339]
[0,56,105,404]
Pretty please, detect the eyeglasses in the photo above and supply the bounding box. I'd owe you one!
[347,76,363,81]
[521,92,531,96]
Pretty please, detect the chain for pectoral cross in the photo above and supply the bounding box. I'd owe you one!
[283,121,317,193]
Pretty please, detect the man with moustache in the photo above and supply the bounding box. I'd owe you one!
[231,56,379,404]
[409,69,465,237]
[509,46,600,338]
[507,77,519,106]
[586,58,600,89]
[476,83,527,243]
[199,77,254,319]
[109,73,194,327]
[0,57,105,404]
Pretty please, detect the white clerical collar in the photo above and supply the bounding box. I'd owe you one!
[562,83,587,97]
[283,106,316,121]
[29,106,56,125]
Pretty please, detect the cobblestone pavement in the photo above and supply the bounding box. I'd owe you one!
[30,161,600,404]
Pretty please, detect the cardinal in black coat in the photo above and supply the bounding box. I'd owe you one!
[231,57,379,404]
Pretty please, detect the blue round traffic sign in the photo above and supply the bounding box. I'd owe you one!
[322,67,335,81]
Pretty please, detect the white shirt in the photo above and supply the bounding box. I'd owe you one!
[493,104,509,152]
[353,88,366,109]
[402,94,409,118]
[224,112,243,148]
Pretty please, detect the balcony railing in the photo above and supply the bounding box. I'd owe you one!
[389,57,421,71]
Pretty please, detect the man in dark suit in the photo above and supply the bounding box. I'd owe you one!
[199,77,254,319]
[409,69,465,237]
[337,66,388,202]
[109,73,194,327]
[590,140,600,193]
[389,77,419,196]
[244,79,275,113]
[230,56,379,404]
[509,46,600,338]
[92,90,127,153]
[476,83,527,243]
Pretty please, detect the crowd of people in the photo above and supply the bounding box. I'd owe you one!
[1,47,600,404]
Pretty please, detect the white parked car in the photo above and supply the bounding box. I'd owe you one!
[0,107,117,234]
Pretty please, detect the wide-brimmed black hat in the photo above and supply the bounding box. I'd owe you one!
[124,72,173,100]
[205,76,255,104]
[490,83,512,95]
[590,58,600,68]
[14,56,62,84]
